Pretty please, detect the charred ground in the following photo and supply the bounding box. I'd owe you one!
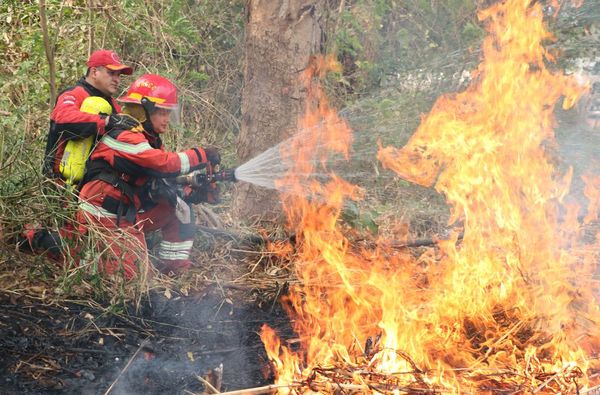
[0,233,298,395]
[0,287,292,395]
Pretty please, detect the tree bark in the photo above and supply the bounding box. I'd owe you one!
[233,0,324,223]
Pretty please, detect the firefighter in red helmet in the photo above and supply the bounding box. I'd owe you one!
[18,50,138,258]
[76,74,220,278]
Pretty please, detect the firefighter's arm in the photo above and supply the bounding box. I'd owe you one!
[52,90,106,139]
[102,131,209,177]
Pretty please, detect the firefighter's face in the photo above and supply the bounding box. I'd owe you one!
[149,108,171,133]
[89,66,122,96]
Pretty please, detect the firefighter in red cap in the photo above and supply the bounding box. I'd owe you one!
[75,74,220,278]
[43,49,139,178]
[18,50,138,256]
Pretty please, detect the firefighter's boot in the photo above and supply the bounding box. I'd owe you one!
[17,227,63,257]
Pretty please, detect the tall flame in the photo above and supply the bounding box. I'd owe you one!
[261,0,600,393]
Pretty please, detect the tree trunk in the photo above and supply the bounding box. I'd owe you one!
[233,0,324,223]
[39,0,57,108]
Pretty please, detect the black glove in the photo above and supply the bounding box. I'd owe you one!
[106,114,139,131]
[185,183,220,205]
[204,147,221,166]
[146,178,178,206]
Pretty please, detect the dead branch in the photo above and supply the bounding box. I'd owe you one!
[197,206,224,229]
[196,374,220,394]
[217,383,300,395]
[216,381,442,394]
[102,338,149,395]
[87,0,94,55]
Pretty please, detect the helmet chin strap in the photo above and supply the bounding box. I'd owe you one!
[140,97,157,134]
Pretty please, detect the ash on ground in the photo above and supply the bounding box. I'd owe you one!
[0,289,291,395]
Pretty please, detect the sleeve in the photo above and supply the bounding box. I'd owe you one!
[51,88,106,139]
[101,131,208,178]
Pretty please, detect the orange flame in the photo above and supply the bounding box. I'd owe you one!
[261,0,600,393]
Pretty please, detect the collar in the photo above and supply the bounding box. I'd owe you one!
[143,128,162,149]
[77,77,113,103]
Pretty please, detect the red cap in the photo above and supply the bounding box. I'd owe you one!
[86,50,133,75]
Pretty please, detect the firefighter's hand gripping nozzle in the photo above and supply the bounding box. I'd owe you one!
[175,166,237,188]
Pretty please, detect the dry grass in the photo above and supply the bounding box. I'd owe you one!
[0,202,297,311]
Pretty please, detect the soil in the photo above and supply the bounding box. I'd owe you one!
[0,288,292,395]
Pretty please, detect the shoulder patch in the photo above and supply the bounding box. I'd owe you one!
[62,95,76,105]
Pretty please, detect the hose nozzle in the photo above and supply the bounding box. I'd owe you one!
[174,167,237,187]
[216,168,237,182]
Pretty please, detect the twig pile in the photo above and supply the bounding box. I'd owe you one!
[269,334,592,395]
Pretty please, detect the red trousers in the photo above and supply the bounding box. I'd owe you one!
[76,200,195,279]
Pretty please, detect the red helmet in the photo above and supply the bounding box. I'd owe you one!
[119,74,177,110]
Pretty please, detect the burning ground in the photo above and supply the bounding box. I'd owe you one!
[259,0,600,394]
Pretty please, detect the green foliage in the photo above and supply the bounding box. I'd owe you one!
[552,1,600,65]
[327,0,598,103]
[327,0,484,100]
[341,201,379,234]
[321,0,486,240]
[0,0,245,302]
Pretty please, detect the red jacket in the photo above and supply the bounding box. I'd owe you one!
[43,78,121,177]
[78,127,208,224]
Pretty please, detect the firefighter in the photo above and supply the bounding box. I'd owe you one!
[75,74,220,278]
[18,51,137,256]
[43,49,139,178]
[17,96,116,258]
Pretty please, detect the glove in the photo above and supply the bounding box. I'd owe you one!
[185,183,220,205]
[206,182,220,204]
[146,178,178,206]
[105,113,139,131]
[204,147,221,166]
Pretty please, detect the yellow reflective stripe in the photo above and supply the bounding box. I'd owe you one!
[127,92,166,104]
[102,135,153,154]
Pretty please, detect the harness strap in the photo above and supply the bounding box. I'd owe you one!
[78,128,144,226]
[81,158,138,226]
[95,172,138,226]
